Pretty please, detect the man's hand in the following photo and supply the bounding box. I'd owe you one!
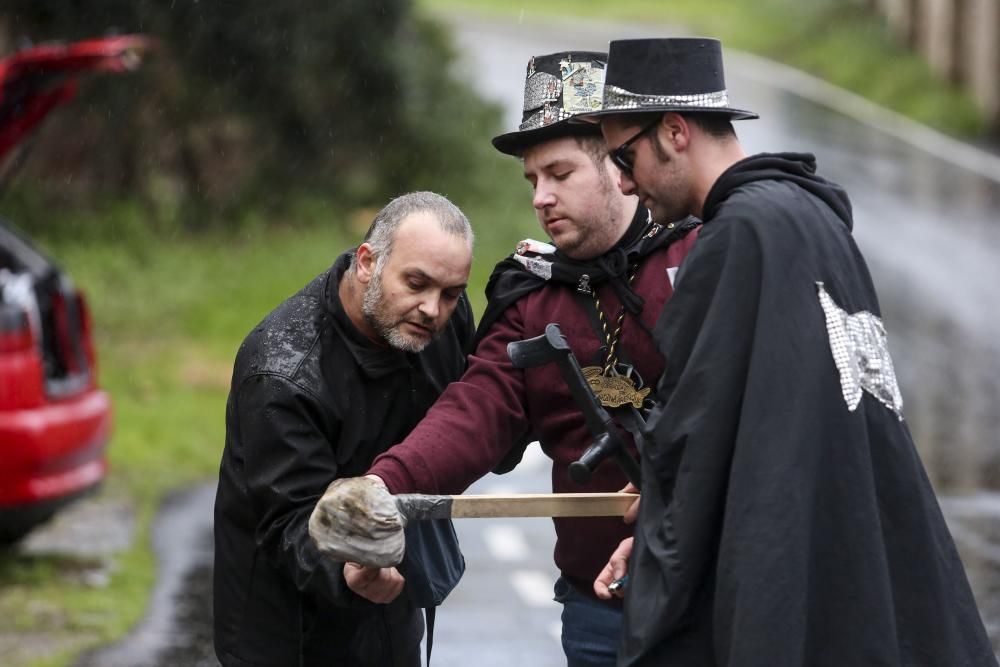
[594,536,633,600]
[309,476,405,568]
[344,562,406,604]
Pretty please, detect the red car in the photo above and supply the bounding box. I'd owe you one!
[0,35,151,544]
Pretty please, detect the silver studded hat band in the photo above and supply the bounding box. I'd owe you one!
[602,85,732,112]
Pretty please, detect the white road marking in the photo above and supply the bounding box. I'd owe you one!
[941,492,1000,518]
[482,483,518,495]
[940,494,1000,565]
[944,520,1000,565]
[510,570,558,608]
[520,441,549,472]
[483,524,531,562]
[483,441,548,495]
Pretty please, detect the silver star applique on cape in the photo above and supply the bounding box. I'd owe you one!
[816,282,904,420]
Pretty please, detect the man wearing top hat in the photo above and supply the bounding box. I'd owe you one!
[587,37,994,666]
[315,51,700,665]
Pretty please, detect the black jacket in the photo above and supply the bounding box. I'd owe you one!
[213,252,474,667]
[621,154,995,666]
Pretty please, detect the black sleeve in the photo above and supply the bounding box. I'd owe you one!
[234,373,362,607]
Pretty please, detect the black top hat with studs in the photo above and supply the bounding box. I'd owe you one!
[586,38,757,121]
[492,51,608,156]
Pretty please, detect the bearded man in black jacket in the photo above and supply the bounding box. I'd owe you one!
[589,38,996,666]
[213,191,474,667]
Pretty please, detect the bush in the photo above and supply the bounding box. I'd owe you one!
[0,1,503,232]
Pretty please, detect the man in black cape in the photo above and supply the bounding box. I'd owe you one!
[588,38,996,666]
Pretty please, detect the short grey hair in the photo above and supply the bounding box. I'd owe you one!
[351,191,474,273]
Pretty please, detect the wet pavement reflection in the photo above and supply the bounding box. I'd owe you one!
[74,485,219,667]
[152,560,217,667]
[77,12,1000,665]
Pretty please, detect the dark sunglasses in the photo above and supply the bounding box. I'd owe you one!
[609,119,660,175]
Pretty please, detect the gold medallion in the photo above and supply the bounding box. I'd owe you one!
[582,366,650,409]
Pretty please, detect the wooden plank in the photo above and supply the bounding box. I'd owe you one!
[448,492,637,519]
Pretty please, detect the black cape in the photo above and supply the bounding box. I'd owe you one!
[621,153,995,666]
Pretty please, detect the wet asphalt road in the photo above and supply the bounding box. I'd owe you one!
[76,11,1000,666]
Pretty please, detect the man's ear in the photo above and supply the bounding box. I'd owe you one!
[604,154,624,186]
[355,243,377,286]
[660,112,690,151]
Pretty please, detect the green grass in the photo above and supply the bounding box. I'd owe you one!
[419,0,987,137]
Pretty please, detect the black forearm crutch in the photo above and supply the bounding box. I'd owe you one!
[507,323,642,489]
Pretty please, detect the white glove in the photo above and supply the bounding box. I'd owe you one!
[308,476,405,568]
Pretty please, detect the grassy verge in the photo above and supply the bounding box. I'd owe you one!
[419,0,987,138]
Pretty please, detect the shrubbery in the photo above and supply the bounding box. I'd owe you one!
[0,1,503,232]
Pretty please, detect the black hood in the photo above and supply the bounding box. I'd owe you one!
[704,152,853,230]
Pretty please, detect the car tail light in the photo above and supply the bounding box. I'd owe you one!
[49,287,84,376]
[0,303,45,407]
[75,290,97,374]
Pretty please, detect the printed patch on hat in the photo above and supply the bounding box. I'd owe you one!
[816,282,903,419]
[524,71,561,112]
[560,60,604,114]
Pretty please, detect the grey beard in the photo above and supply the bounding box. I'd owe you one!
[361,270,431,353]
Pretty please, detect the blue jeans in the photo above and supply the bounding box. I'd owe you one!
[553,576,622,667]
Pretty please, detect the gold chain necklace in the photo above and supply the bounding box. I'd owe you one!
[581,266,651,409]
